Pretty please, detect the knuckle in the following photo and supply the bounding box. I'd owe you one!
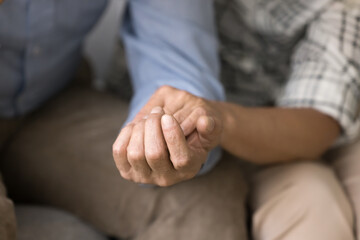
[139,177,153,185]
[174,156,191,170]
[134,120,145,130]
[146,149,164,161]
[132,172,153,184]
[156,178,174,187]
[177,89,188,99]
[127,147,143,162]
[158,85,173,94]
[195,106,207,116]
[119,170,132,180]
[112,143,126,157]
[173,90,190,103]
[112,144,119,156]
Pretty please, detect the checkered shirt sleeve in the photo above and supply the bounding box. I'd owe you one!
[277,1,360,142]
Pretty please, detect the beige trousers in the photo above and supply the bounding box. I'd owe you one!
[0,86,247,240]
[0,85,358,240]
[251,162,355,240]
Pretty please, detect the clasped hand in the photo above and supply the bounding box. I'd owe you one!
[112,86,223,186]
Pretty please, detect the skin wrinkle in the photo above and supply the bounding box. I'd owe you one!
[113,86,222,186]
[116,95,210,185]
[145,111,173,173]
[114,85,339,186]
[161,116,188,165]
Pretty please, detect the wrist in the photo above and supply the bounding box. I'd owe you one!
[213,101,247,148]
[211,101,231,147]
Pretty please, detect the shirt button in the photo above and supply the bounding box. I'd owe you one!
[32,46,42,55]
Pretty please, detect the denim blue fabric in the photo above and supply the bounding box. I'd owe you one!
[0,0,108,117]
[0,0,224,174]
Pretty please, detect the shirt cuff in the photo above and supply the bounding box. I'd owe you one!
[125,81,224,175]
[277,63,360,144]
[197,146,223,175]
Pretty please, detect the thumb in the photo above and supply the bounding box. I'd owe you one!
[196,116,220,149]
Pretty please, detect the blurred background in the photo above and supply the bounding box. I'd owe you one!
[84,0,126,89]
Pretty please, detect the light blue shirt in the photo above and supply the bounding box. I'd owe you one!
[0,0,224,174]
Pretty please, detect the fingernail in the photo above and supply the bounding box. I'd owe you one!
[151,106,163,114]
[162,115,175,128]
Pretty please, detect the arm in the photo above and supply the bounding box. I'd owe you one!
[217,104,340,164]
[112,0,224,186]
[123,0,224,175]
[179,1,360,165]
[121,0,224,122]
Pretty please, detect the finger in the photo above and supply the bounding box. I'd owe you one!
[161,114,191,171]
[186,116,216,150]
[190,115,219,151]
[197,115,216,137]
[133,86,188,123]
[173,108,193,131]
[132,92,165,123]
[145,107,174,173]
[180,107,207,136]
[112,124,133,175]
[127,120,152,178]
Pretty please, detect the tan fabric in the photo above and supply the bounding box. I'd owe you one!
[251,162,355,240]
[1,87,248,240]
[1,84,357,240]
[15,205,107,240]
[332,140,360,240]
[0,119,20,240]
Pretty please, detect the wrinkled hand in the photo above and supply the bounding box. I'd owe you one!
[112,86,223,186]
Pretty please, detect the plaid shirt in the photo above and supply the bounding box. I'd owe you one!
[108,0,360,143]
[216,0,360,143]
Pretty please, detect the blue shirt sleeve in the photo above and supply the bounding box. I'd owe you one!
[121,0,225,175]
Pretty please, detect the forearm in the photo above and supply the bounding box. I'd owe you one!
[122,0,224,123]
[216,102,340,164]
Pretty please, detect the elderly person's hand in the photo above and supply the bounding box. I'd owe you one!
[112,86,222,186]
